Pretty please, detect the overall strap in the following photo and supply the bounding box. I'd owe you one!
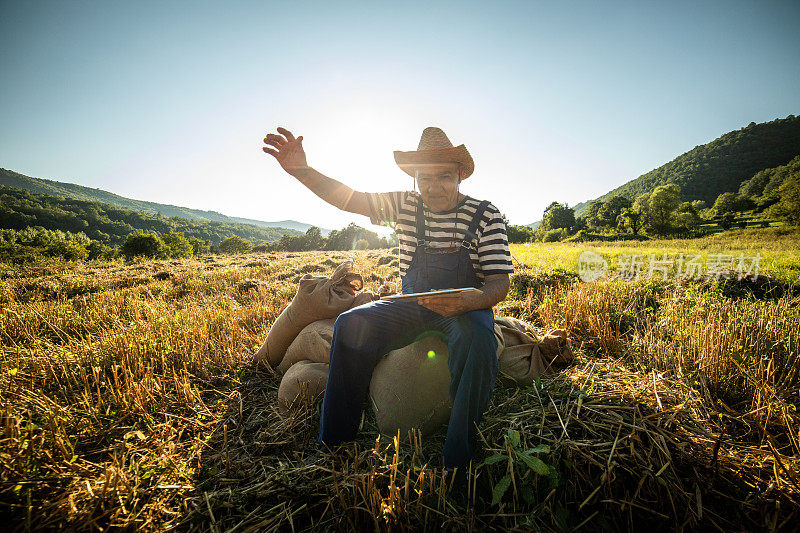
[461,200,490,251]
[414,196,430,290]
[415,196,427,249]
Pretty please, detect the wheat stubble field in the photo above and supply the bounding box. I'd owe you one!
[1,228,799,532]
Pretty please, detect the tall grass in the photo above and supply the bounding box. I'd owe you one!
[511,225,800,284]
[534,279,799,454]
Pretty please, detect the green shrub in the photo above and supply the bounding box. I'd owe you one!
[187,236,212,255]
[219,236,253,254]
[507,224,536,243]
[45,240,89,261]
[86,241,117,260]
[718,213,735,230]
[122,232,168,260]
[162,232,193,258]
[101,247,120,260]
[542,229,566,242]
[87,241,104,260]
[0,244,43,264]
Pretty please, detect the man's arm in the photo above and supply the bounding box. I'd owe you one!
[287,167,372,217]
[417,273,510,317]
[263,127,371,217]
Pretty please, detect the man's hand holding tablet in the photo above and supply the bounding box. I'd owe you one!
[380,287,482,302]
[381,288,483,317]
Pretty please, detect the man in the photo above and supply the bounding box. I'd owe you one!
[262,126,513,468]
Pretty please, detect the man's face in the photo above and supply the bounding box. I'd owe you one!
[416,163,461,212]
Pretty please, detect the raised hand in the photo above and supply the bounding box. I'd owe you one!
[262,127,308,174]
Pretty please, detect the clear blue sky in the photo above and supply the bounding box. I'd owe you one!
[1,0,798,230]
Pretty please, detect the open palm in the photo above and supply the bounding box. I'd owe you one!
[263,127,308,173]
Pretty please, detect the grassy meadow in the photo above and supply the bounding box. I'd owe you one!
[1,227,799,531]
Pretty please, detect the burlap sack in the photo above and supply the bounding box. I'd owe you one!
[277,319,336,374]
[537,328,574,364]
[276,285,396,375]
[350,289,380,309]
[494,317,574,386]
[280,328,464,434]
[277,361,329,414]
[274,309,575,435]
[254,261,363,368]
[368,325,504,438]
[349,284,396,308]
[369,334,452,437]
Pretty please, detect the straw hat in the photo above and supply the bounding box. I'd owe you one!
[394,127,474,180]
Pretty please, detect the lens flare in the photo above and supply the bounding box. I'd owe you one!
[427,350,435,359]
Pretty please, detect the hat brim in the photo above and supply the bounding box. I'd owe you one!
[393,144,474,179]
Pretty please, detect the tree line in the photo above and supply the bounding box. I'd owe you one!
[504,155,799,243]
[0,223,393,264]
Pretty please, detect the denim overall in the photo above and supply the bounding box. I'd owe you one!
[318,199,499,468]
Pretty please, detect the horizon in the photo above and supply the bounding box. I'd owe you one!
[1,1,799,229]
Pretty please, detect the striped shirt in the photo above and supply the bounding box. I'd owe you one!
[365,191,514,281]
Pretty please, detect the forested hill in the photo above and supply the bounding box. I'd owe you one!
[572,114,800,217]
[0,168,329,234]
[0,185,302,246]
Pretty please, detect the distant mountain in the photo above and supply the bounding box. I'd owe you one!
[0,168,331,235]
[525,114,800,224]
[228,217,326,235]
[0,185,302,246]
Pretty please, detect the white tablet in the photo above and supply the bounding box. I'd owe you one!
[381,287,483,301]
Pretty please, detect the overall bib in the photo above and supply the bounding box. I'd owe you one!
[319,199,499,468]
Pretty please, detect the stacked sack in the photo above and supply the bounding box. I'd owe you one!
[252,261,379,411]
[253,261,367,368]
[255,261,574,437]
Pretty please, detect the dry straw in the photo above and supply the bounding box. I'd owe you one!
[0,249,797,531]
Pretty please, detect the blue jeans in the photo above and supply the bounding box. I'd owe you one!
[318,299,499,468]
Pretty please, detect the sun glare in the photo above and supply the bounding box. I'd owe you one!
[302,100,427,193]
